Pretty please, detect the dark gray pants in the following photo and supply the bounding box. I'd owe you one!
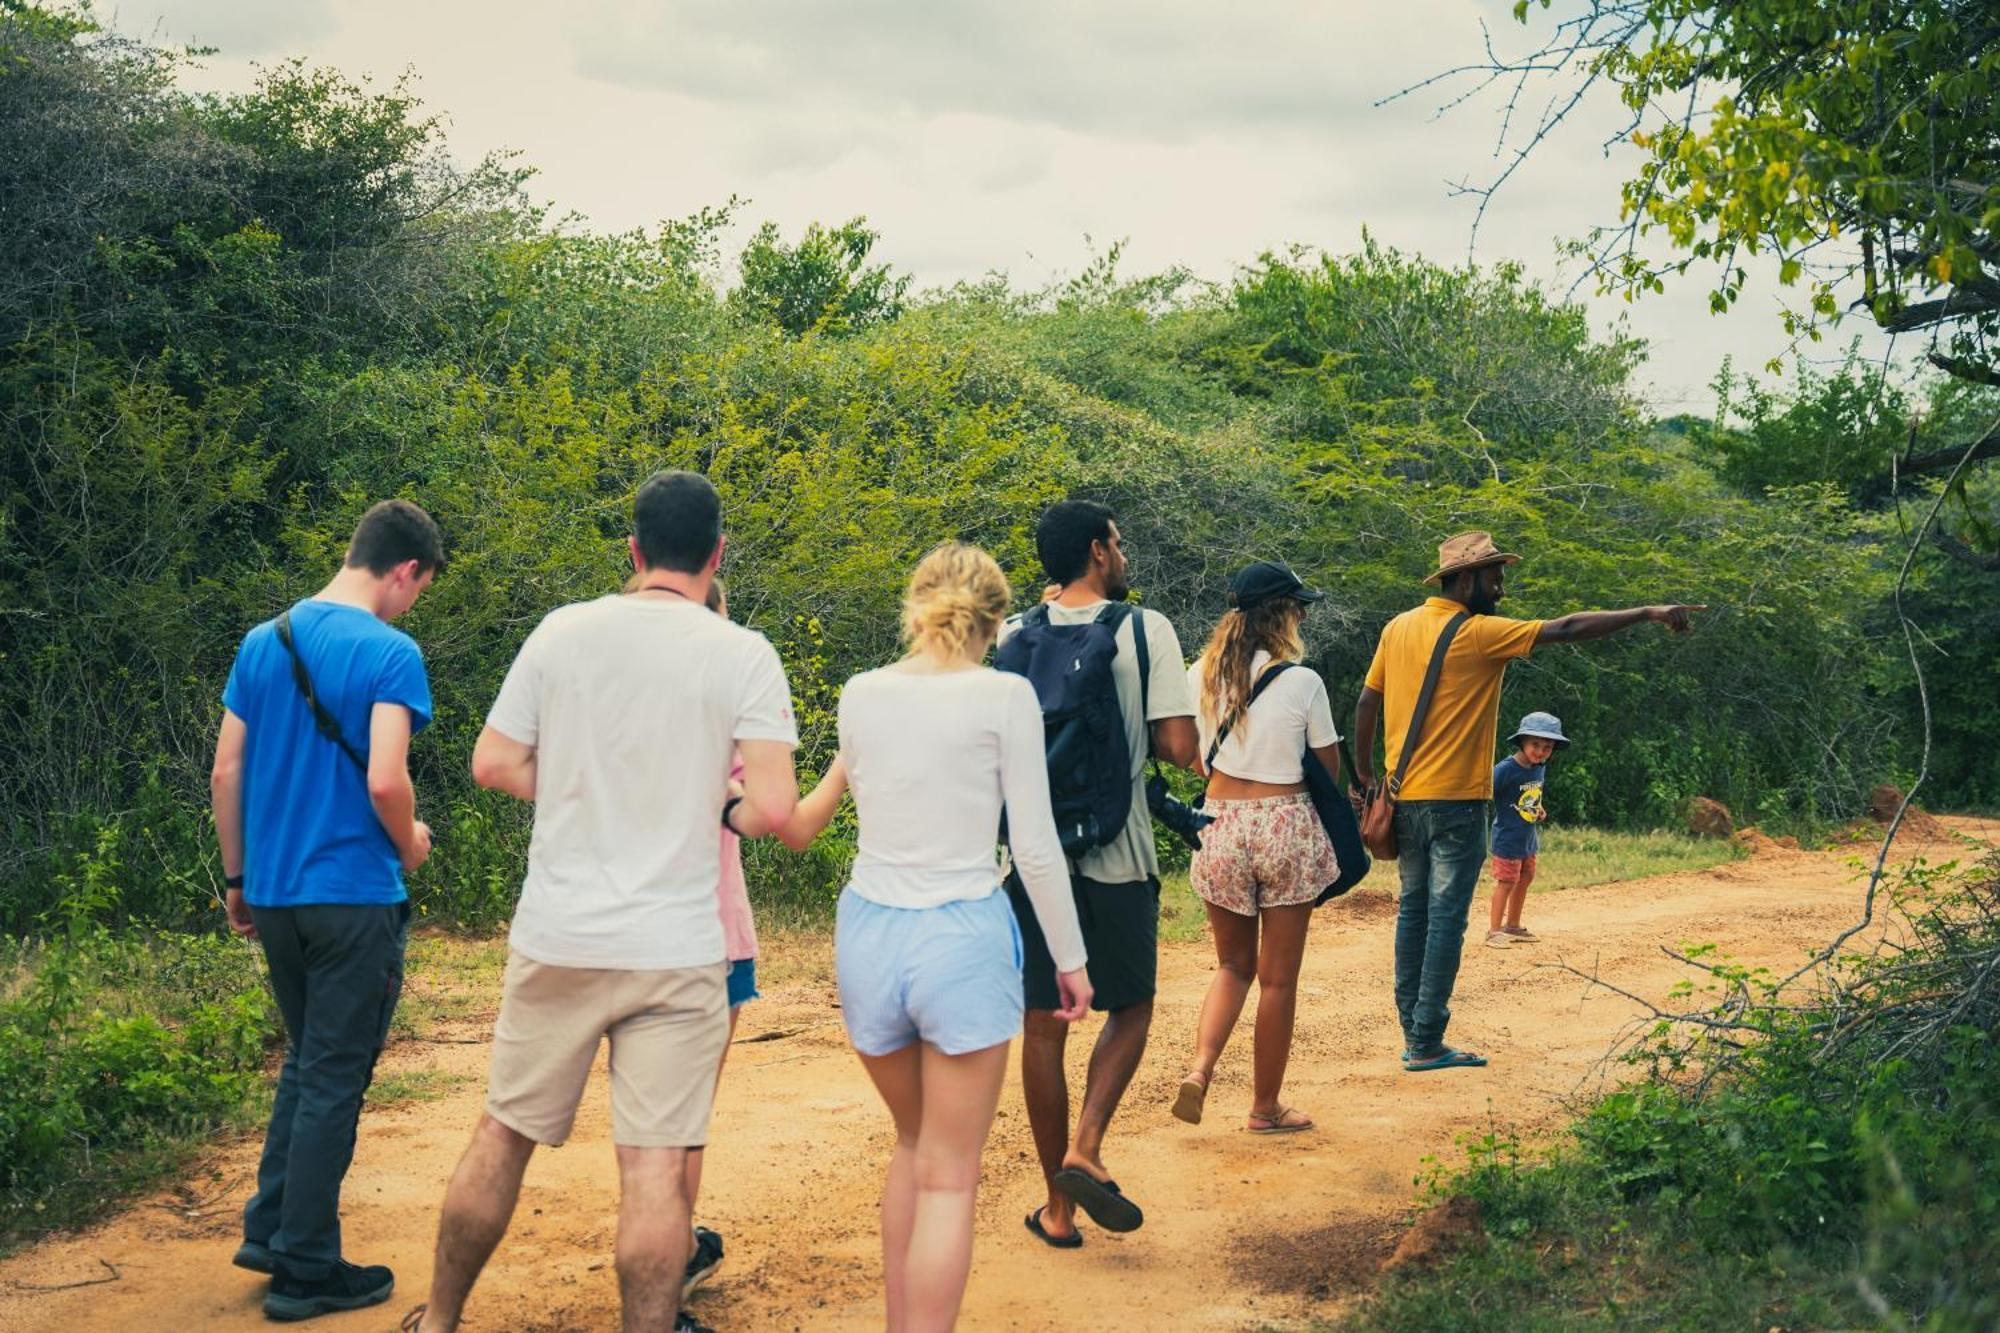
[244,901,410,1278]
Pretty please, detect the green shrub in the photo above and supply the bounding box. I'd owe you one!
[0,929,277,1248]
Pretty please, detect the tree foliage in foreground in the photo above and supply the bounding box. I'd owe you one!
[1427,0,2000,495]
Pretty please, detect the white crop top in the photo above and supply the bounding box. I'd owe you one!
[1187,651,1340,784]
[837,664,1086,973]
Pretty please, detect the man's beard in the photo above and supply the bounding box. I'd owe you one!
[1464,583,1500,615]
[1106,573,1131,602]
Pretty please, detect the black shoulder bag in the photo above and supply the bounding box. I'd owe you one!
[274,609,369,773]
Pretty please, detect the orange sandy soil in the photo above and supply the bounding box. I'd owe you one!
[4,817,1993,1332]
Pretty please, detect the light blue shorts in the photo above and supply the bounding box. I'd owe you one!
[835,885,1024,1058]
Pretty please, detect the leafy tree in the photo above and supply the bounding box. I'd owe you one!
[1413,0,2000,477]
[733,217,910,337]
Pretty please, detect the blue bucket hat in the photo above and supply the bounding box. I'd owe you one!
[1510,711,1569,748]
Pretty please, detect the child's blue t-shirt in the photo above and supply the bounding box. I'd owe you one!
[222,599,433,908]
[1491,755,1548,859]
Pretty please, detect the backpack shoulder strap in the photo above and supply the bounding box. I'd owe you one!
[1204,661,1294,773]
[275,608,370,775]
[1385,611,1470,799]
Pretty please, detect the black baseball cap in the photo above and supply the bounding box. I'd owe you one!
[1228,561,1326,610]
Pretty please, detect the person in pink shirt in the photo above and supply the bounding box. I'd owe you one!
[682,580,758,1302]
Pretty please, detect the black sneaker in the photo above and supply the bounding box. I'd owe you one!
[675,1312,715,1333]
[682,1225,724,1298]
[233,1239,276,1274]
[263,1260,395,1321]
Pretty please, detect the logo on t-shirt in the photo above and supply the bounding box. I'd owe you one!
[1513,781,1547,824]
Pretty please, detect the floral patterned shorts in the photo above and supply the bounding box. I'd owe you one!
[1190,793,1339,917]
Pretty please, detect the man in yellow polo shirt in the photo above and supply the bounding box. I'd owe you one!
[1352,532,1702,1072]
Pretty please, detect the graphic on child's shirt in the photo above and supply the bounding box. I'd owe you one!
[1512,781,1547,825]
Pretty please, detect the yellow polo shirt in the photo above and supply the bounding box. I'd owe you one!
[1364,597,1544,801]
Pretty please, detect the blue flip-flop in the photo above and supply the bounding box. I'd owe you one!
[1404,1046,1488,1072]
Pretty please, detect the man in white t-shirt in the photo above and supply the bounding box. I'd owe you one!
[1001,500,1200,1245]
[415,472,798,1333]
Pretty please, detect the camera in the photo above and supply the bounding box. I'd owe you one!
[1147,770,1215,851]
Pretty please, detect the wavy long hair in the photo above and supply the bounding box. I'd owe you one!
[1197,597,1308,742]
[903,542,1010,662]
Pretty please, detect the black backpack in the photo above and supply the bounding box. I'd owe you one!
[993,602,1137,855]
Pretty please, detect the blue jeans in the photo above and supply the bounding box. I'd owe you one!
[1392,800,1490,1053]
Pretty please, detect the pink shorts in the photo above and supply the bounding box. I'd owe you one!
[1190,793,1339,917]
[1491,854,1538,890]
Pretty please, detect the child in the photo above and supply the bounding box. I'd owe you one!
[1485,712,1567,949]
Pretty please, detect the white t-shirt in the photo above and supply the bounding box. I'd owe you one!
[1189,650,1340,785]
[996,601,1195,884]
[486,595,797,970]
[838,665,1086,973]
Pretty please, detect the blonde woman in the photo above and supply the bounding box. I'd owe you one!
[1171,561,1343,1135]
[781,543,1091,1331]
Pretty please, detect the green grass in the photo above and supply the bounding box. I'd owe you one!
[366,1067,470,1108]
[1517,826,1742,893]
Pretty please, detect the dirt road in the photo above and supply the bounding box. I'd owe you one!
[5,820,1992,1331]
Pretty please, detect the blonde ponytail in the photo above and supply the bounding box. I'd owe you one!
[903,543,1010,663]
[1198,598,1307,741]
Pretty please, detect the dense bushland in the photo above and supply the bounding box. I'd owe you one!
[6,8,1986,940]
[1347,852,2000,1331]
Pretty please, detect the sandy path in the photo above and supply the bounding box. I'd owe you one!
[5,819,1992,1331]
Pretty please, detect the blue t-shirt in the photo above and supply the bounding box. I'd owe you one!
[1490,755,1548,859]
[222,599,433,908]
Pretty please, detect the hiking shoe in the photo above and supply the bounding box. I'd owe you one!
[675,1311,716,1333]
[233,1239,276,1274]
[1483,930,1511,949]
[263,1260,394,1321]
[683,1225,724,1298]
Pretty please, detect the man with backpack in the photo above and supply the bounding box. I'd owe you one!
[999,500,1199,1246]
[1349,531,1702,1073]
[211,499,443,1320]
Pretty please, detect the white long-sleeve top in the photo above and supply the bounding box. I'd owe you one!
[838,664,1087,973]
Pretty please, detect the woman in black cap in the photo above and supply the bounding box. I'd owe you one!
[1170,561,1344,1134]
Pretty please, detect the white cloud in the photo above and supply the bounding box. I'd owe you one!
[111,0,337,55]
[103,0,1898,409]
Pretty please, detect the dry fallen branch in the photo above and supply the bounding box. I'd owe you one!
[9,1258,121,1292]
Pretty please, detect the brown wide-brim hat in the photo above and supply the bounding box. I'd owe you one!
[1424,530,1522,585]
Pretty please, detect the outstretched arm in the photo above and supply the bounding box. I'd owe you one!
[775,757,848,850]
[1536,604,1705,645]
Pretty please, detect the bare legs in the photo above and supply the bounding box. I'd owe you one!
[1019,999,1152,1239]
[857,1040,1011,1333]
[420,1116,692,1333]
[1487,870,1531,933]
[421,1115,536,1332]
[1184,902,1314,1119]
[613,1145,695,1333]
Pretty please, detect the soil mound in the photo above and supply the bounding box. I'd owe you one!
[1381,1195,1486,1274]
[1685,797,1734,839]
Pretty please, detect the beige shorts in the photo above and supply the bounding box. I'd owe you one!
[485,951,729,1148]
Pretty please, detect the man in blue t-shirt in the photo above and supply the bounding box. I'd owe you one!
[211,499,442,1321]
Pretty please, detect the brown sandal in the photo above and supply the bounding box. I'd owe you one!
[1171,1072,1209,1125]
[1246,1106,1313,1135]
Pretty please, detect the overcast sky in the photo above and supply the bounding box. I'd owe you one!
[109,0,1898,412]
